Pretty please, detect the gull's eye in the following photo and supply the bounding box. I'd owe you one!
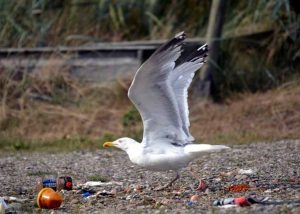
[119,140,123,143]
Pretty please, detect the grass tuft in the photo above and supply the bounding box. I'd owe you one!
[87,175,111,182]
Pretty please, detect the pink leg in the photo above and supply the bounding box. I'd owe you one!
[188,166,207,191]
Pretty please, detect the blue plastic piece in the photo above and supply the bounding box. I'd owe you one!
[82,192,92,198]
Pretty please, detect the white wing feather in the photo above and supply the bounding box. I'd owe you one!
[128,32,208,147]
[128,33,186,146]
[170,44,208,141]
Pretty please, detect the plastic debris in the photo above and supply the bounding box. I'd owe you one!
[82,191,93,198]
[288,178,300,183]
[0,198,8,214]
[37,188,63,209]
[226,184,250,192]
[37,176,73,192]
[238,169,255,175]
[186,201,194,207]
[234,197,251,206]
[58,176,73,190]
[196,180,207,191]
[213,197,235,206]
[213,193,270,207]
[1,196,28,203]
[37,178,57,191]
[80,181,123,188]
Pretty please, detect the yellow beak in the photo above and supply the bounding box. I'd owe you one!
[103,141,114,148]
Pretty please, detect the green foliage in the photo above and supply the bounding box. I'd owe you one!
[0,135,103,152]
[122,107,141,128]
[0,136,31,151]
[87,174,110,182]
[122,107,143,141]
[0,0,211,47]
[211,0,300,99]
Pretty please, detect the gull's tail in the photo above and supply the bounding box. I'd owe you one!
[184,144,230,158]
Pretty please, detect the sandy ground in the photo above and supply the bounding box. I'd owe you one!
[0,140,299,213]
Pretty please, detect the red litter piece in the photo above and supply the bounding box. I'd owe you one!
[196,180,207,191]
[234,196,251,206]
[66,181,72,189]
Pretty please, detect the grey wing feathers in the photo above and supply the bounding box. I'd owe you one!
[170,44,208,141]
[128,32,208,146]
[128,32,187,145]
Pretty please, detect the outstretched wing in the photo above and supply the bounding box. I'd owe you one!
[128,32,187,146]
[169,44,208,141]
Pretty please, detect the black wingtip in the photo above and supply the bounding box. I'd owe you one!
[155,31,186,54]
[182,43,208,63]
[197,43,208,54]
[175,31,186,40]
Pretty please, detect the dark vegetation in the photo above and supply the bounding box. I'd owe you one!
[0,0,299,151]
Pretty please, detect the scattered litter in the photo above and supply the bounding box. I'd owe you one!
[37,178,57,191]
[1,196,29,203]
[82,191,93,198]
[226,184,250,192]
[37,176,73,192]
[288,178,300,183]
[95,189,116,197]
[186,201,194,207]
[82,189,116,199]
[196,180,207,191]
[80,181,123,188]
[58,176,73,190]
[238,169,255,175]
[213,193,269,207]
[0,204,4,214]
[0,198,8,214]
[213,197,236,206]
[37,188,63,209]
[234,196,251,206]
[217,204,238,208]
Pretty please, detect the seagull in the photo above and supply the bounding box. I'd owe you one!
[103,32,229,190]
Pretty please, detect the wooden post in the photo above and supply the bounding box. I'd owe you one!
[194,0,226,99]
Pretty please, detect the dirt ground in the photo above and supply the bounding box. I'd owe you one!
[0,140,299,213]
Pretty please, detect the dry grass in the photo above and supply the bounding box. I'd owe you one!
[0,65,299,151]
[0,61,132,151]
[190,80,300,144]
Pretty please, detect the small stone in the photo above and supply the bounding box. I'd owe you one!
[143,196,155,205]
[124,186,131,194]
[110,189,117,196]
[71,199,80,204]
[160,198,172,206]
[134,185,142,193]
[204,188,210,194]
[264,189,272,193]
[235,174,248,180]
[214,177,222,182]
[8,202,22,211]
[190,195,199,202]
[220,171,233,177]
[172,190,182,195]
